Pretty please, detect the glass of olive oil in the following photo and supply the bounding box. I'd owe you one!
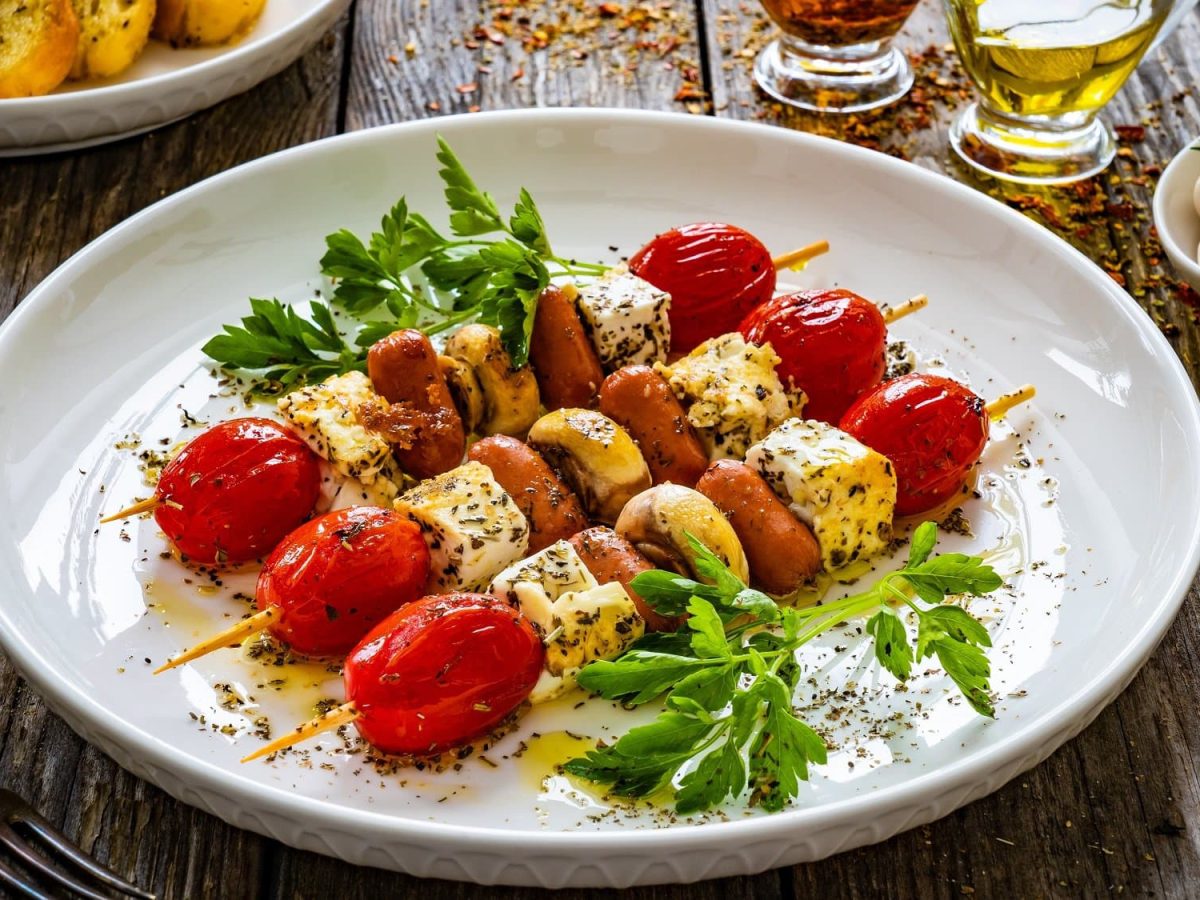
[946,0,1174,184]
[754,0,922,113]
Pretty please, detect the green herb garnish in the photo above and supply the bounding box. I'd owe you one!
[565,522,1003,813]
[202,138,607,387]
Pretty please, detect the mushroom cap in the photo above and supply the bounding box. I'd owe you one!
[438,354,486,434]
[527,408,652,525]
[444,324,540,437]
[615,483,750,584]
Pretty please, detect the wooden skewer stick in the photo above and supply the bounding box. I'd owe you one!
[99,496,160,524]
[772,239,830,272]
[153,607,279,674]
[985,384,1037,420]
[241,702,360,763]
[881,294,928,325]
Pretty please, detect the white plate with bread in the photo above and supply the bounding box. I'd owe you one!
[0,0,349,155]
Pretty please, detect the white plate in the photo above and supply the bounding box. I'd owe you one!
[0,0,348,156]
[2,109,1198,887]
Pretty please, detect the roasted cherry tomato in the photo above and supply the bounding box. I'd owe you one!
[154,417,322,565]
[256,507,430,656]
[344,593,544,754]
[740,288,887,424]
[629,222,774,353]
[839,373,989,517]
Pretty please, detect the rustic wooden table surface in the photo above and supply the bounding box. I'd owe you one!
[3,1,1200,897]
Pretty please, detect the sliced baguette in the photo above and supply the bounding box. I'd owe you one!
[69,0,155,80]
[152,0,265,48]
[0,0,79,97]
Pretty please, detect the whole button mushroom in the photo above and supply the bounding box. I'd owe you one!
[615,483,750,585]
[527,408,652,525]
[443,324,541,437]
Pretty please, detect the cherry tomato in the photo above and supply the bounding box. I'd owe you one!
[629,222,774,353]
[154,418,321,565]
[839,373,989,517]
[740,288,887,424]
[256,507,431,656]
[344,593,544,754]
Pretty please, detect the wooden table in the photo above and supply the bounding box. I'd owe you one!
[3,2,1200,896]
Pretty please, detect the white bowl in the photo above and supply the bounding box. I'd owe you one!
[1153,137,1200,292]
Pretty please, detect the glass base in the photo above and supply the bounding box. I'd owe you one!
[948,102,1116,185]
[753,37,914,114]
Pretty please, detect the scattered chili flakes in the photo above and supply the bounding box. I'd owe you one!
[1115,124,1147,143]
[456,82,478,94]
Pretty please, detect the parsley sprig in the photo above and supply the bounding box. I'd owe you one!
[564,522,1003,813]
[202,137,607,387]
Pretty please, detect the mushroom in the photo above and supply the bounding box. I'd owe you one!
[443,324,540,437]
[437,354,486,434]
[527,408,652,525]
[615,483,750,584]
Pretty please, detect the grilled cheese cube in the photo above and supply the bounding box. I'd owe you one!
[395,460,529,592]
[490,540,599,629]
[533,582,644,703]
[574,266,671,371]
[745,418,896,571]
[655,333,799,460]
[277,371,402,501]
[490,543,643,703]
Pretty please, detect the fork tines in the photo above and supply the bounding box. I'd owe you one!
[0,790,154,900]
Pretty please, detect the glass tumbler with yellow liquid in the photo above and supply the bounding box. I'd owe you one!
[946,0,1174,184]
[754,0,922,113]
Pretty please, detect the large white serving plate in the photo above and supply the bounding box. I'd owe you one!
[0,0,348,155]
[2,109,1198,887]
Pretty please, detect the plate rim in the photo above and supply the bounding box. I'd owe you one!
[3,107,1199,857]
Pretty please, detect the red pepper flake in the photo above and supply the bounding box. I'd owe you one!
[457,82,478,94]
[511,67,525,81]
[1105,202,1135,221]
[1108,271,1127,287]
[387,54,399,65]
[597,2,623,16]
[468,105,482,113]
[674,83,707,102]
[427,101,441,112]
[1115,125,1146,143]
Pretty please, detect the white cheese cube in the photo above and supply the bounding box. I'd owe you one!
[529,582,644,704]
[655,333,799,460]
[394,460,529,592]
[574,267,671,370]
[277,371,402,500]
[489,540,599,631]
[745,418,896,571]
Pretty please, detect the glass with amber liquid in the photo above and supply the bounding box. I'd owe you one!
[754,0,922,112]
[945,0,1177,183]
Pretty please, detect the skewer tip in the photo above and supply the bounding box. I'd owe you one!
[985,384,1037,420]
[152,607,278,675]
[99,496,160,524]
[772,239,830,272]
[241,702,359,763]
[881,294,929,325]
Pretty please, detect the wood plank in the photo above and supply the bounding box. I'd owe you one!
[0,16,349,898]
[345,0,707,129]
[698,2,1200,897]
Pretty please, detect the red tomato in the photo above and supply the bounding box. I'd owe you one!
[344,593,544,755]
[740,288,887,424]
[840,373,989,517]
[255,507,430,656]
[629,222,774,353]
[154,418,321,565]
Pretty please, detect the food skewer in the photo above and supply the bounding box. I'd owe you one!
[99,496,162,523]
[155,507,430,672]
[242,593,544,763]
[771,239,831,272]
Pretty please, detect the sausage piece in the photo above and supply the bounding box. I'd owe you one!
[529,284,606,411]
[695,460,822,595]
[598,365,709,487]
[467,435,587,552]
[365,330,466,479]
[569,526,681,632]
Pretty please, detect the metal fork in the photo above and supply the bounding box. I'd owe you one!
[0,790,155,900]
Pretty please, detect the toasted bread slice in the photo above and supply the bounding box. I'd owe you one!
[0,0,79,97]
[69,0,155,80]
[152,0,264,48]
